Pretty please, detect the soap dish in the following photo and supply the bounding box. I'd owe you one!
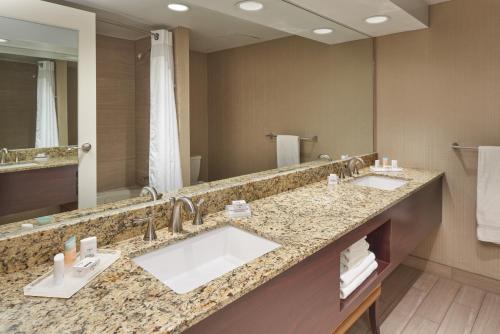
[23,249,120,299]
[370,166,404,173]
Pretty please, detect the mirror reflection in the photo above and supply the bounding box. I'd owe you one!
[0,1,374,236]
[0,16,79,228]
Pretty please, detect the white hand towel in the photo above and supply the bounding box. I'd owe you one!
[342,241,369,256]
[340,252,376,288]
[477,146,500,244]
[341,249,370,265]
[277,135,300,168]
[340,260,378,300]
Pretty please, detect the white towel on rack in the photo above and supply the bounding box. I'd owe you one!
[277,135,300,168]
[477,146,500,244]
[340,260,378,300]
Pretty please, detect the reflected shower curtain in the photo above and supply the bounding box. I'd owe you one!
[149,29,183,192]
[35,60,59,148]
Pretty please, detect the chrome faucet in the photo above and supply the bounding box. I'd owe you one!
[1,148,8,164]
[169,197,199,234]
[141,186,159,201]
[348,157,365,176]
[193,198,205,226]
[138,186,160,242]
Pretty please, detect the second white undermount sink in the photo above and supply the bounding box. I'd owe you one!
[351,175,408,191]
[133,226,281,294]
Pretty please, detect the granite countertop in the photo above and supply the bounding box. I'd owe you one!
[0,157,78,174]
[0,168,443,334]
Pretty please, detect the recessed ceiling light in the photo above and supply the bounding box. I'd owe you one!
[365,15,390,24]
[313,28,333,35]
[167,3,190,12]
[0,39,8,43]
[237,1,264,11]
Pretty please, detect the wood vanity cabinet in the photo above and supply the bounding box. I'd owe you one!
[0,165,78,216]
[185,176,443,334]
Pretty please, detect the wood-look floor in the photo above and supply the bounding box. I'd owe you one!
[348,265,500,334]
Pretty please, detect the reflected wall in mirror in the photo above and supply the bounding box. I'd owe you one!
[0,16,79,227]
[0,0,374,237]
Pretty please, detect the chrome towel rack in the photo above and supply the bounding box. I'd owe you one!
[266,133,318,143]
[451,142,478,152]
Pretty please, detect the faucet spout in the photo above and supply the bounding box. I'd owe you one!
[169,196,196,233]
[141,186,159,201]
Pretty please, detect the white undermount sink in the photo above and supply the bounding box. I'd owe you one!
[351,175,408,191]
[0,162,38,170]
[133,226,281,294]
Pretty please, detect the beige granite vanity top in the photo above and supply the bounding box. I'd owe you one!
[0,156,78,174]
[0,168,443,334]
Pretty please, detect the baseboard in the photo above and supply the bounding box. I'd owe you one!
[403,255,500,295]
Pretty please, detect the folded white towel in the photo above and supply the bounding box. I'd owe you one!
[341,249,370,265]
[277,135,300,168]
[477,146,500,244]
[343,240,369,254]
[340,260,378,300]
[340,252,376,287]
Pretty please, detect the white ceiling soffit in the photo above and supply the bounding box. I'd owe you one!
[49,0,289,53]
[287,0,429,37]
[0,16,78,57]
[184,0,368,45]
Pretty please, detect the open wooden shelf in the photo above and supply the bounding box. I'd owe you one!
[340,259,389,310]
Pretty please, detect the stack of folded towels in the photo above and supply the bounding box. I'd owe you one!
[226,200,251,219]
[340,237,378,299]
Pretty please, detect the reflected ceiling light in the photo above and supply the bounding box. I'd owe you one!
[365,15,390,24]
[0,39,8,43]
[313,28,333,35]
[167,3,190,12]
[237,1,264,11]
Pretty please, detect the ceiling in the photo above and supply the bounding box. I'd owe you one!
[47,0,453,53]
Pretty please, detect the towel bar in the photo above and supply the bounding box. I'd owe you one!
[451,142,478,151]
[266,133,318,143]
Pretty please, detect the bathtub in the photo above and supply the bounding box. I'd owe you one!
[97,186,143,205]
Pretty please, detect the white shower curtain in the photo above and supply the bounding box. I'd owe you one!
[35,60,59,148]
[149,29,183,192]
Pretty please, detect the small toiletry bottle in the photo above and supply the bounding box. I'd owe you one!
[382,157,389,168]
[391,160,398,169]
[64,236,77,266]
[374,160,381,168]
[80,236,97,259]
[328,174,339,186]
[53,253,65,285]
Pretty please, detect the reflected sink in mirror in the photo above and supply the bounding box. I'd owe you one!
[133,226,281,294]
[351,175,408,191]
[0,162,38,170]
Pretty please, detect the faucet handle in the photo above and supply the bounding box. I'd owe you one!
[133,217,157,242]
[193,198,205,226]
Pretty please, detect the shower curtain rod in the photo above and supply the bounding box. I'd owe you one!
[96,17,167,40]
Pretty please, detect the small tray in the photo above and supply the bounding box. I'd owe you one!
[370,166,404,173]
[24,249,120,299]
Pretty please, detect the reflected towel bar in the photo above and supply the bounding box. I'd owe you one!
[266,133,318,143]
[451,142,478,152]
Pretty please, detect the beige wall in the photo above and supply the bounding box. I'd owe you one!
[376,0,500,280]
[134,37,150,187]
[0,59,78,149]
[189,51,209,182]
[207,36,374,181]
[0,60,37,149]
[96,35,136,191]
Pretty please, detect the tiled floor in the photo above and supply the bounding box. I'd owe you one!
[348,265,500,334]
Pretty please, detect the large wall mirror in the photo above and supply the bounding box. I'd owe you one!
[0,0,372,237]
